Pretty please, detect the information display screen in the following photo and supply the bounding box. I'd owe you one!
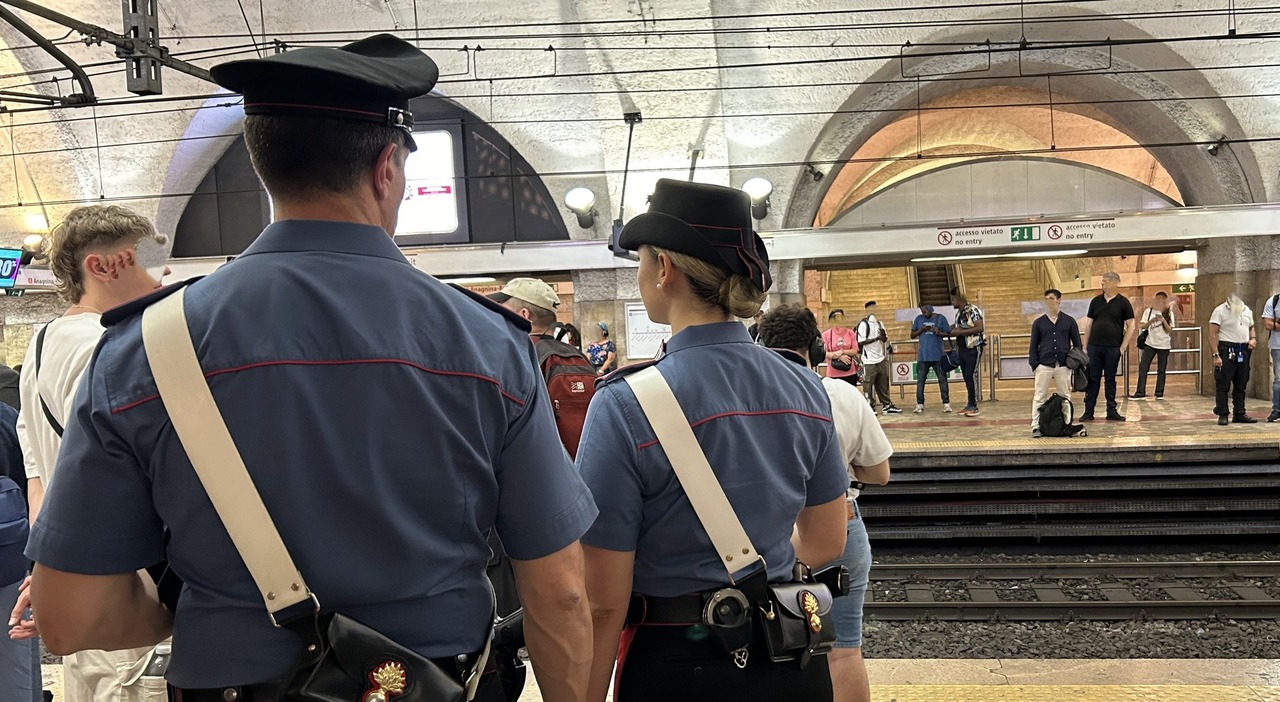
[396,127,469,245]
[0,249,22,289]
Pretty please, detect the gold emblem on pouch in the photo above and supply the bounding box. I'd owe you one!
[799,590,822,634]
[362,661,407,702]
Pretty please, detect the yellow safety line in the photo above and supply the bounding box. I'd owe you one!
[872,685,1280,702]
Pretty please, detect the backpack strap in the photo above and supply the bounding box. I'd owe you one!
[33,326,64,438]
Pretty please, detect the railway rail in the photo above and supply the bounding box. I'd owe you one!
[863,560,1280,621]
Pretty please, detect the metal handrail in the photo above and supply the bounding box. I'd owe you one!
[1134,326,1204,394]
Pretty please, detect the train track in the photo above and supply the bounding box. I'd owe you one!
[863,560,1280,621]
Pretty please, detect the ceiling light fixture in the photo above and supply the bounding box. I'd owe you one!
[741,177,773,220]
[565,187,597,229]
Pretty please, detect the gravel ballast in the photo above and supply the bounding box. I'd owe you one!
[860,544,1280,658]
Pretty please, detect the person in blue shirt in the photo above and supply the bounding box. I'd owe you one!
[576,179,849,702]
[911,305,952,413]
[25,35,597,702]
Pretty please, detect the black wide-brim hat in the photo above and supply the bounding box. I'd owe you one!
[210,34,439,151]
[619,179,772,292]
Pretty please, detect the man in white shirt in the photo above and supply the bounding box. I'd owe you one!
[855,301,901,415]
[1208,289,1258,426]
[10,205,169,702]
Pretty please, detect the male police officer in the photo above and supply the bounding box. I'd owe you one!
[25,35,597,702]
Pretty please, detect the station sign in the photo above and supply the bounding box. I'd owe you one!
[15,266,56,289]
[891,360,959,384]
[935,219,1116,249]
[1173,283,1196,294]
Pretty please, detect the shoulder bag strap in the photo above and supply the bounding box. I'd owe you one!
[141,287,315,622]
[625,366,761,581]
[33,326,65,438]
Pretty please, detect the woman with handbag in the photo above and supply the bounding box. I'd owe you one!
[575,179,850,702]
[1133,292,1175,399]
[823,310,860,385]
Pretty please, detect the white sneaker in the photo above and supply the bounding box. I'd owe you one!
[943,404,953,413]
[913,404,924,414]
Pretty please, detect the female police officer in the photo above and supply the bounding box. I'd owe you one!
[575,179,850,702]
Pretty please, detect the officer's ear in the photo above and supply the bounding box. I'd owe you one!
[371,141,404,204]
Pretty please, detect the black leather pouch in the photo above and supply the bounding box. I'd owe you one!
[757,582,836,668]
[283,613,471,702]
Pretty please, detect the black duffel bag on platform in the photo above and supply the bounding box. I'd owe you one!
[142,287,489,702]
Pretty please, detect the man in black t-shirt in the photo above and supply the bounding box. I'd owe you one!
[1080,271,1136,421]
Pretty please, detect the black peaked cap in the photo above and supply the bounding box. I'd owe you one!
[210,34,438,151]
[619,179,772,292]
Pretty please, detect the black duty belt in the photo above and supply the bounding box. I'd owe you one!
[626,592,707,627]
[173,652,492,702]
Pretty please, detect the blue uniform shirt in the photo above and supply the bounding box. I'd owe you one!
[912,314,951,362]
[27,220,598,687]
[575,322,848,597]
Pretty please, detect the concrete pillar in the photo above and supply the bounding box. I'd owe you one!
[571,268,642,364]
[1196,236,1280,400]
[1,293,66,366]
[768,260,805,309]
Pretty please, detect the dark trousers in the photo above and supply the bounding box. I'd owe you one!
[958,346,981,408]
[862,360,894,409]
[1214,343,1251,417]
[1084,345,1122,414]
[915,361,950,405]
[1136,347,1170,396]
[616,625,832,702]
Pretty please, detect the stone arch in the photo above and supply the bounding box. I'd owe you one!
[784,14,1263,228]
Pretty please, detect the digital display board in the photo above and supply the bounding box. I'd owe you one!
[0,249,22,289]
[395,123,469,246]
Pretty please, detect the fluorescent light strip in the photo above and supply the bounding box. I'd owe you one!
[438,276,497,285]
[1002,249,1089,258]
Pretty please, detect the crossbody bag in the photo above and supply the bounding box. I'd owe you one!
[142,287,489,701]
[625,366,841,670]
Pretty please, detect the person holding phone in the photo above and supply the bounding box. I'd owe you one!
[911,304,952,414]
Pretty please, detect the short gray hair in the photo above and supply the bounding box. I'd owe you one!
[1102,271,1121,283]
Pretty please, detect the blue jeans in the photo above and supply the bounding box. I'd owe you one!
[1271,348,1280,412]
[1084,345,1122,414]
[0,579,39,702]
[958,346,981,409]
[830,503,870,648]
[916,361,950,405]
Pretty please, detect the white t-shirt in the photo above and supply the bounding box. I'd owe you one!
[1209,302,1254,344]
[17,313,104,485]
[1140,307,1174,350]
[822,377,894,497]
[1263,295,1280,351]
[856,316,887,365]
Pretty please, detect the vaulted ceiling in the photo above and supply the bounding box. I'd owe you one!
[0,1,1275,253]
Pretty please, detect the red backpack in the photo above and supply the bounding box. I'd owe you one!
[532,335,597,459]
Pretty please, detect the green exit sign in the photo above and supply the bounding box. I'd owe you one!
[1011,226,1041,242]
[1174,283,1196,294]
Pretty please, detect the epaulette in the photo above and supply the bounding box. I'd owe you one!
[595,358,659,389]
[101,278,200,327]
[450,284,533,333]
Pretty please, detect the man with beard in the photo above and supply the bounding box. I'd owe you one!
[1209,288,1259,425]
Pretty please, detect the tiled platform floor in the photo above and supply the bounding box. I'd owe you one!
[874,389,1280,457]
[506,658,1280,701]
[45,658,1279,701]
